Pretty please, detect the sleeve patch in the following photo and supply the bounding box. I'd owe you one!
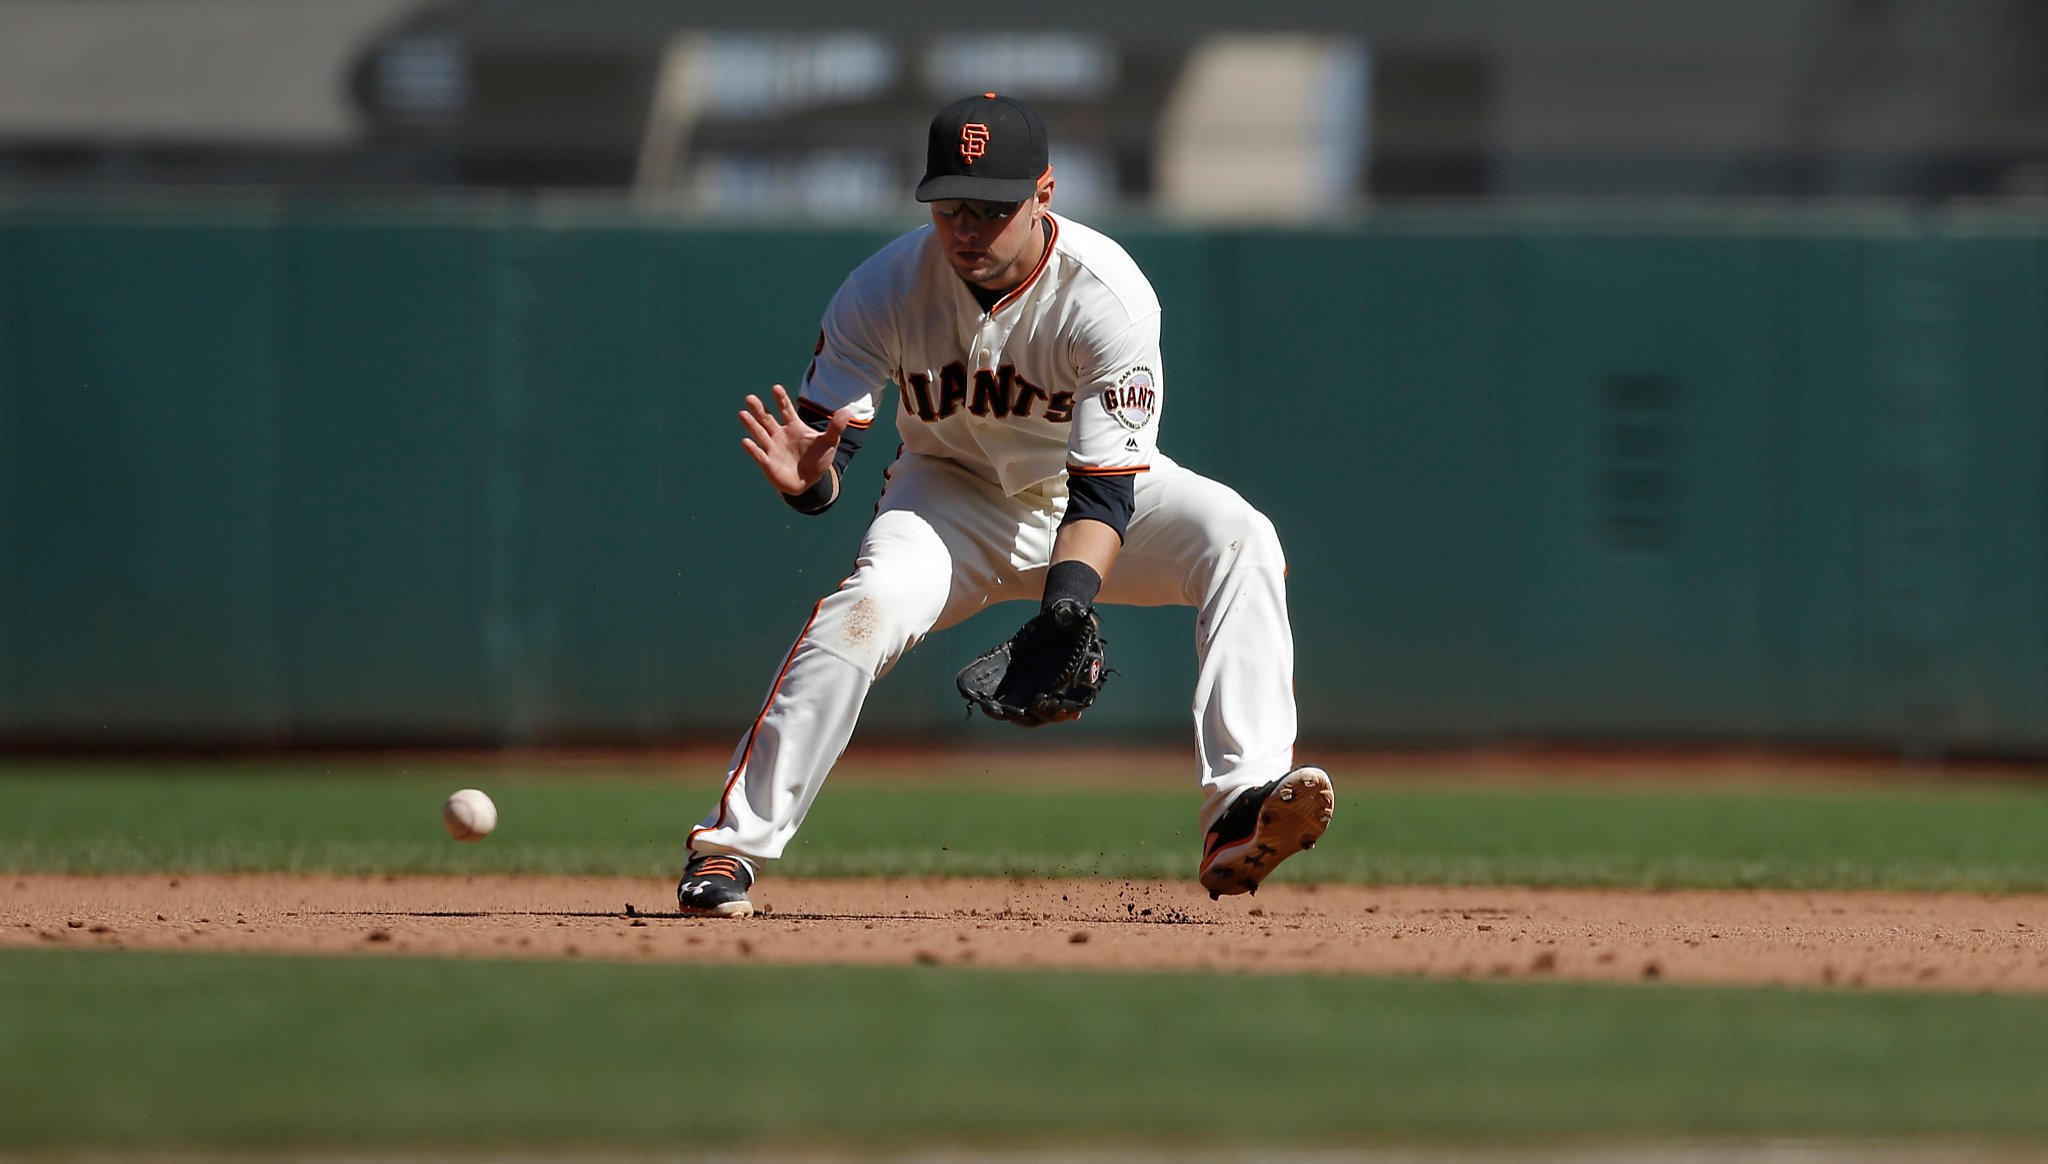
[1102,366,1158,431]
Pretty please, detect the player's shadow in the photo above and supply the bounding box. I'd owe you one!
[319,901,1219,923]
[314,908,961,921]
[314,909,631,919]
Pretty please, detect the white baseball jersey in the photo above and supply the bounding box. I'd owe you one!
[799,214,1163,497]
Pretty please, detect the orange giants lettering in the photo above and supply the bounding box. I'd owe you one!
[937,362,971,417]
[901,370,937,421]
[900,364,1069,424]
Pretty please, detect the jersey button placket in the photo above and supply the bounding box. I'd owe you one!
[972,317,995,377]
[979,315,1014,370]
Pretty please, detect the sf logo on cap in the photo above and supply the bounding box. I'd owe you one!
[959,123,990,163]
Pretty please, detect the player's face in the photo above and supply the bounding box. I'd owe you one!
[931,180,1053,290]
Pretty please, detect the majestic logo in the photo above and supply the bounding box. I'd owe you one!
[1102,366,1157,431]
[959,123,991,164]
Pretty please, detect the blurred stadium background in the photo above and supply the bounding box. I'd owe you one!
[5,0,2048,756]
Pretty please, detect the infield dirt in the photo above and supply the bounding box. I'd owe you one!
[8,873,2048,993]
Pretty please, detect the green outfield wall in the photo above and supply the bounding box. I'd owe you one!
[2,203,2044,754]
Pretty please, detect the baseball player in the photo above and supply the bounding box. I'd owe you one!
[677,93,1334,917]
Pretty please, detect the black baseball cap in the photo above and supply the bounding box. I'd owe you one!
[915,92,1049,203]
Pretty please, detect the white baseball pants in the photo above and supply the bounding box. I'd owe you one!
[687,452,1298,863]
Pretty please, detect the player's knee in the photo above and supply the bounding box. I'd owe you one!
[1210,503,1286,572]
[820,568,946,672]
[1178,503,1285,605]
[1242,508,1286,564]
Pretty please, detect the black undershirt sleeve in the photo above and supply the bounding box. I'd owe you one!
[1061,473,1136,540]
[831,435,862,478]
[782,401,866,515]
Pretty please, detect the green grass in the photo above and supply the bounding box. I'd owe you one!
[6,759,2048,891]
[4,948,2048,1150]
[8,760,2048,1151]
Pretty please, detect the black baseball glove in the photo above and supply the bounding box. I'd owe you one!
[956,598,1110,727]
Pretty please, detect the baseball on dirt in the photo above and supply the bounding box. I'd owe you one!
[442,788,497,841]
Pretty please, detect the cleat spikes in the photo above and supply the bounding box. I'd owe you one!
[1196,766,1335,899]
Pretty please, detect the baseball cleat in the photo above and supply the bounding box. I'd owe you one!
[1199,766,1335,899]
[677,854,756,918]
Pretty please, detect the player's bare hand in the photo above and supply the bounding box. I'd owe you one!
[739,384,853,496]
